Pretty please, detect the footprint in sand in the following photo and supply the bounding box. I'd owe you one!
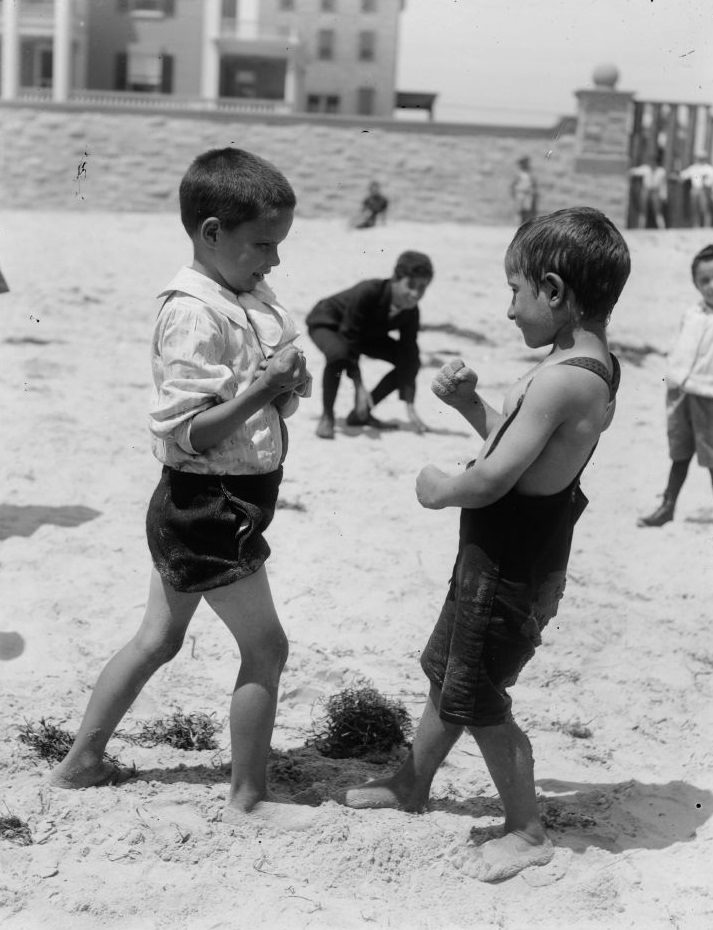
[0,631,25,660]
[222,800,326,832]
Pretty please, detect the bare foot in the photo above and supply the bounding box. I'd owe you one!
[48,759,135,789]
[343,777,424,812]
[449,831,555,883]
[221,800,322,831]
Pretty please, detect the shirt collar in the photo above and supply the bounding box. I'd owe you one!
[157,267,280,328]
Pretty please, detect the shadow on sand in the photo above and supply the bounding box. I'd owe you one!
[0,503,101,541]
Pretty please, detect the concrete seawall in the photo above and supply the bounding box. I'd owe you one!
[1,103,628,224]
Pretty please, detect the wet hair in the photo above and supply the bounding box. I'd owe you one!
[691,244,713,280]
[393,250,434,281]
[504,206,631,322]
[179,147,296,236]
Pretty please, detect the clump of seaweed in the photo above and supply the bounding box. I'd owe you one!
[17,718,121,769]
[309,687,412,759]
[0,804,32,846]
[17,718,77,765]
[0,813,32,846]
[122,712,220,752]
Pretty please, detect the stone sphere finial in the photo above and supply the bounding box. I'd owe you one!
[592,64,620,89]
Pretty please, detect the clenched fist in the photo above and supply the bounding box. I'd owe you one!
[431,359,478,405]
[261,345,309,394]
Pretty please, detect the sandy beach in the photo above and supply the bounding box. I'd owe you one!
[1,211,712,930]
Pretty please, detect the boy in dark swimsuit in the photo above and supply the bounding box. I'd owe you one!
[344,207,631,883]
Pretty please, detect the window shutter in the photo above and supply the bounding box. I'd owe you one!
[161,54,174,93]
[115,52,128,90]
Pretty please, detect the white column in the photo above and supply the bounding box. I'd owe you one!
[53,0,72,101]
[284,55,296,110]
[237,0,259,39]
[200,0,221,101]
[2,0,20,101]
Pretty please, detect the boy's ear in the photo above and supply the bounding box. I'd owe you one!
[199,217,221,248]
[543,272,566,307]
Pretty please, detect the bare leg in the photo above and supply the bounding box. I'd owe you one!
[448,721,553,882]
[205,567,289,819]
[344,685,462,812]
[50,570,200,788]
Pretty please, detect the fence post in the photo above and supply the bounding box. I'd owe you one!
[572,64,634,226]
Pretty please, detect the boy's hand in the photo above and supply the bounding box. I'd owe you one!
[259,345,309,395]
[431,360,478,407]
[416,464,448,509]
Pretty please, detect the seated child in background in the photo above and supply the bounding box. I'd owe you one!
[345,207,630,883]
[354,181,389,228]
[306,251,433,438]
[638,243,713,526]
[50,147,311,823]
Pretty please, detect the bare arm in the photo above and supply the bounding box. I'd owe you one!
[431,359,503,438]
[418,368,573,509]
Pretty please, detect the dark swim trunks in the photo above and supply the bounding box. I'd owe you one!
[146,466,282,593]
[420,354,619,727]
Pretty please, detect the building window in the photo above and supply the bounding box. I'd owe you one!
[307,93,341,114]
[357,86,375,115]
[222,0,237,17]
[317,29,335,60]
[361,0,376,11]
[279,0,295,10]
[358,31,375,61]
[117,0,176,17]
[116,51,173,93]
[321,0,336,10]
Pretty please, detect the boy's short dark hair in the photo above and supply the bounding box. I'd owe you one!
[179,147,296,236]
[505,207,631,322]
[691,244,713,280]
[394,251,434,281]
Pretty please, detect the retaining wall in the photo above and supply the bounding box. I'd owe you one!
[0,102,629,225]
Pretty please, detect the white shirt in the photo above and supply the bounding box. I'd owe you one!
[679,163,713,190]
[631,164,668,198]
[666,300,713,398]
[148,267,300,475]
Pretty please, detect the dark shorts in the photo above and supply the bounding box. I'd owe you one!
[666,387,713,467]
[420,547,564,727]
[146,466,282,594]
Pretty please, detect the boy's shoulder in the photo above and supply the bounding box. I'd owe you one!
[524,353,617,412]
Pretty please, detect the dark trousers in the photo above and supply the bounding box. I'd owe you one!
[308,326,419,413]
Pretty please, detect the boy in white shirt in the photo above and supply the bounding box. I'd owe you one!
[680,154,713,228]
[639,244,713,525]
[50,148,311,822]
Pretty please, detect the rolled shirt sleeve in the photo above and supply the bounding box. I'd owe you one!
[149,301,238,453]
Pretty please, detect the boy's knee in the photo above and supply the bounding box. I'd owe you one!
[253,625,289,674]
[133,629,185,666]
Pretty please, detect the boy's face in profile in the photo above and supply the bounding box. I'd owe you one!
[694,258,713,311]
[391,274,431,311]
[506,270,562,348]
[208,207,294,294]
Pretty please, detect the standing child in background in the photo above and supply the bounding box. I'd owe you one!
[50,148,311,823]
[345,208,630,883]
[629,155,668,229]
[638,244,713,526]
[306,251,433,438]
[679,154,713,228]
[510,157,538,225]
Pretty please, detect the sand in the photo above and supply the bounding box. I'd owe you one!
[1,212,712,930]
